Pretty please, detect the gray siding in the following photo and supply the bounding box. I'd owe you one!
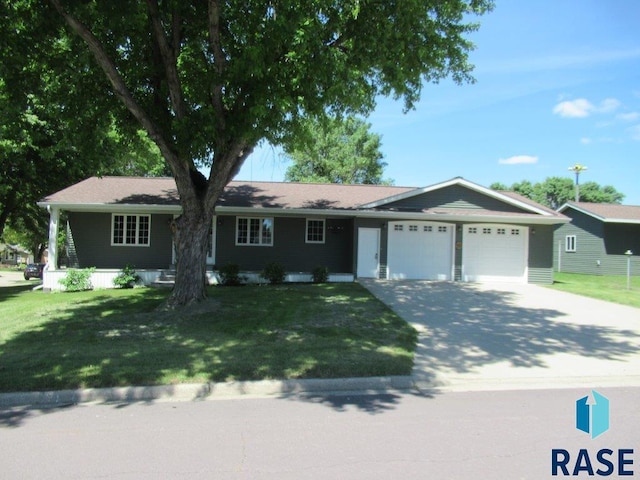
[528,225,554,284]
[602,223,640,275]
[381,185,528,213]
[68,212,174,269]
[554,210,607,275]
[215,215,353,273]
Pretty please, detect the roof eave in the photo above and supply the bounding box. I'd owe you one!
[37,202,182,214]
[217,206,568,225]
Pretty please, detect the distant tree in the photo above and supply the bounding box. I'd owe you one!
[284,116,391,185]
[489,182,509,191]
[492,177,625,209]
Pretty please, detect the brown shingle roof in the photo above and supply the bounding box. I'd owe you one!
[564,202,640,222]
[41,176,414,210]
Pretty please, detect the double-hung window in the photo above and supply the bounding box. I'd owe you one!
[565,235,577,252]
[306,219,325,244]
[236,217,273,246]
[112,214,151,246]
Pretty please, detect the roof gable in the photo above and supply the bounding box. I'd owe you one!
[360,177,553,216]
[558,202,640,224]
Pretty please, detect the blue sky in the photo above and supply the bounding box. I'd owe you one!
[234,0,640,205]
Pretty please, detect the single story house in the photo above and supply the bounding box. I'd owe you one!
[0,243,33,266]
[554,202,640,276]
[38,176,569,290]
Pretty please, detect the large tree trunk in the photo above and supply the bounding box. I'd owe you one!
[168,210,210,307]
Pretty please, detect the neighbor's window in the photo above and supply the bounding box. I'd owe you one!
[236,217,273,246]
[565,235,577,252]
[112,214,151,246]
[306,219,325,243]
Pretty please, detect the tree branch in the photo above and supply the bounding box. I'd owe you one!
[207,0,226,130]
[145,0,186,119]
[48,0,178,169]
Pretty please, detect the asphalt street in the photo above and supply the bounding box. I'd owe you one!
[1,386,639,479]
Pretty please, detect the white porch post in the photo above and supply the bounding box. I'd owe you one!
[47,206,60,271]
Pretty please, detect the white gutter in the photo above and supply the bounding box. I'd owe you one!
[215,206,569,225]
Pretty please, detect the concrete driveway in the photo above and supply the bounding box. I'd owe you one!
[360,279,640,392]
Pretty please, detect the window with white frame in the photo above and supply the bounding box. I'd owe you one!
[306,219,325,243]
[565,235,577,252]
[236,217,273,246]
[112,214,151,246]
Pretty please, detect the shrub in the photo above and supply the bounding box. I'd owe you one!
[113,264,141,289]
[312,266,329,283]
[262,262,286,284]
[59,268,95,292]
[219,263,242,286]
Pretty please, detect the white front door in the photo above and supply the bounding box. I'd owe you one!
[357,228,380,278]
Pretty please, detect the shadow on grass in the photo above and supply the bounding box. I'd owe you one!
[0,284,418,426]
[0,284,36,303]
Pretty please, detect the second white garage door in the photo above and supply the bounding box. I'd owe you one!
[462,224,528,282]
[387,221,454,280]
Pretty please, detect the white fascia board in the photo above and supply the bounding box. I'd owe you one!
[557,203,604,221]
[36,202,182,215]
[216,206,568,225]
[359,177,552,216]
[353,209,569,225]
[215,206,352,218]
[602,218,640,224]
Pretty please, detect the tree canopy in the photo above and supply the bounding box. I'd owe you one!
[283,115,391,185]
[4,0,494,305]
[490,177,625,209]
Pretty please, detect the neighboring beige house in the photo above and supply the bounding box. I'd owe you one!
[0,243,34,265]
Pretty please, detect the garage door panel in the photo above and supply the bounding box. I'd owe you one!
[388,222,453,280]
[462,225,527,282]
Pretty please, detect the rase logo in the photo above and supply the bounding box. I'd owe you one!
[551,390,635,477]
[576,390,609,439]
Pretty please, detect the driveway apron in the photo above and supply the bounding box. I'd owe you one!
[360,279,640,391]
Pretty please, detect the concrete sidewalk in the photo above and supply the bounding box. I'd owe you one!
[360,279,640,392]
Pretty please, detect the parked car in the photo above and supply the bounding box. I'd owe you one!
[24,263,45,280]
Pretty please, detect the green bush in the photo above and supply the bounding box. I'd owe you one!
[113,264,141,289]
[218,263,242,286]
[262,262,286,284]
[59,268,95,292]
[312,266,329,283]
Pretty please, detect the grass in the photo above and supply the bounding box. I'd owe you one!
[0,283,417,393]
[549,272,640,308]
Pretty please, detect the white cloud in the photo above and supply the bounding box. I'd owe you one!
[580,137,592,145]
[597,98,621,113]
[553,98,593,118]
[629,125,640,141]
[498,155,539,165]
[553,97,621,118]
[618,112,640,122]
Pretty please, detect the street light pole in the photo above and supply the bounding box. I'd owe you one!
[625,250,633,290]
[568,164,588,202]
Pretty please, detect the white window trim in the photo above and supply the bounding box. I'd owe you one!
[111,214,151,247]
[305,218,326,244]
[565,235,577,252]
[235,217,274,246]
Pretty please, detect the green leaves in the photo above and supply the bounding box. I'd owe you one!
[284,115,391,185]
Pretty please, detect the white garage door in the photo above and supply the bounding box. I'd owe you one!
[387,221,454,280]
[462,224,528,282]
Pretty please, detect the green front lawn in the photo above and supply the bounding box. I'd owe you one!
[549,272,640,309]
[0,283,417,393]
